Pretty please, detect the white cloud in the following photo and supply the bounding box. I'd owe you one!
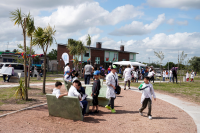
[195,15,200,20]
[176,20,188,25]
[109,13,165,36]
[167,19,174,25]
[147,0,200,10]
[88,27,103,34]
[99,32,200,63]
[35,2,143,33]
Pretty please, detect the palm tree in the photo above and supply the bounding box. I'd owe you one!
[33,25,56,94]
[27,18,35,88]
[10,8,30,100]
[86,34,91,64]
[77,41,87,77]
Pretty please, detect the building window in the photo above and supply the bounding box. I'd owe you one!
[105,52,109,58]
[123,59,126,61]
[130,54,133,60]
[85,50,89,57]
[114,53,118,59]
[95,57,100,64]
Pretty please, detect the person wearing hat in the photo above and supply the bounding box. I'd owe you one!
[105,65,118,113]
[90,70,101,114]
[64,71,72,82]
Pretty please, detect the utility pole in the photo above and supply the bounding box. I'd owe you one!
[148,57,150,66]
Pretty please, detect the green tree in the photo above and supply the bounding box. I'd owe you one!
[10,8,31,100]
[33,25,56,94]
[86,34,91,64]
[189,56,200,72]
[164,62,175,69]
[27,18,35,88]
[47,49,57,60]
[77,41,87,77]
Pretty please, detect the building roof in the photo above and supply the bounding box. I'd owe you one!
[58,44,139,54]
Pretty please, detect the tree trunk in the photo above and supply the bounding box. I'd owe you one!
[27,36,32,88]
[80,54,83,78]
[42,53,47,94]
[23,18,28,100]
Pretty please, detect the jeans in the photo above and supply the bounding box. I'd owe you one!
[139,98,152,116]
[3,75,12,82]
[80,100,88,116]
[124,80,130,88]
[135,78,138,83]
[163,77,165,81]
[84,75,91,84]
[173,75,177,83]
[108,97,115,109]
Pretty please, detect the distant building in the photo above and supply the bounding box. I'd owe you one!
[57,39,138,71]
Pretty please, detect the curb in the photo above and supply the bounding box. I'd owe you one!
[0,103,47,118]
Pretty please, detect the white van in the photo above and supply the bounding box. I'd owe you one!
[0,62,24,77]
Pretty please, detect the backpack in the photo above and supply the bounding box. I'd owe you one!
[112,75,121,95]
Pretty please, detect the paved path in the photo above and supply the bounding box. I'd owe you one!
[130,87,200,133]
[0,83,55,88]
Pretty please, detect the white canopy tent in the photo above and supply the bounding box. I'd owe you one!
[113,61,147,67]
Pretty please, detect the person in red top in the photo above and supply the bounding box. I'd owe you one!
[107,65,111,74]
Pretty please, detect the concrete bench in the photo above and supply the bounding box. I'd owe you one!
[9,73,21,83]
[63,79,73,92]
[46,94,83,121]
[85,85,109,107]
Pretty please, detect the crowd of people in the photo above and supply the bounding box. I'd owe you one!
[53,62,159,120]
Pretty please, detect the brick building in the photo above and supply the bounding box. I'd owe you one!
[57,40,138,71]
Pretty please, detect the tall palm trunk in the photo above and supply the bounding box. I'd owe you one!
[80,54,83,78]
[23,18,28,100]
[27,36,32,88]
[43,53,47,94]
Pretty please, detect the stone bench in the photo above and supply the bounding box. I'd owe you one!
[85,85,109,107]
[46,94,83,121]
[9,73,21,83]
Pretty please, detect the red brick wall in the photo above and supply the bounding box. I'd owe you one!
[118,52,129,61]
[91,49,104,67]
[57,44,73,72]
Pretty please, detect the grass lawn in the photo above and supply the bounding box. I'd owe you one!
[125,77,200,103]
[0,87,16,106]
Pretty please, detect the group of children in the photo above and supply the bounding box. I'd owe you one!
[186,70,195,82]
[53,64,156,120]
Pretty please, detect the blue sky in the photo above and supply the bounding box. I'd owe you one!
[0,0,200,65]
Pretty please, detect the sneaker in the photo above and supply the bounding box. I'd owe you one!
[105,105,111,110]
[94,110,99,113]
[111,109,116,113]
[139,111,143,116]
[129,88,131,90]
[124,88,126,90]
[148,116,152,120]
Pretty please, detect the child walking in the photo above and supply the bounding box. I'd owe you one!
[190,70,195,82]
[186,70,190,82]
[138,77,156,120]
[91,71,101,114]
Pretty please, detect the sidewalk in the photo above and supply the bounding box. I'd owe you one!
[0,83,55,88]
[130,87,200,133]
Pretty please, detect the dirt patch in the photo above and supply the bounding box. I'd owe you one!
[0,87,197,133]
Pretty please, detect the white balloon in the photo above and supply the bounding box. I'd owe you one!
[62,53,69,65]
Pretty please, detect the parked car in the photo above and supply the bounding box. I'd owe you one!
[155,71,162,77]
[0,62,24,77]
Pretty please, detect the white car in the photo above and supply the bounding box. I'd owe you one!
[155,71,162,77]
[0,62,24,77]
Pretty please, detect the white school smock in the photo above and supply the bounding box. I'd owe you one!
[140,83,156,104]
[191,72,194,79]
[169,70,173,77]
[52,88,60,99]
[133,71,138,78]
[148,71,155,78]
[106,72,118,98]
[186,72,189,78]
[68,86,83,108]
[64,66,70,73]
[123,67,134,81]
[166,71,169,77]
[64,74,72,82]
[163,71,166,77]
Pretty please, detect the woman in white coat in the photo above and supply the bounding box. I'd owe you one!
[169,70,173,82]
[105,65,118,113]
[190,70,195,82]
[123,64,134,90]
[186,70,190,82]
